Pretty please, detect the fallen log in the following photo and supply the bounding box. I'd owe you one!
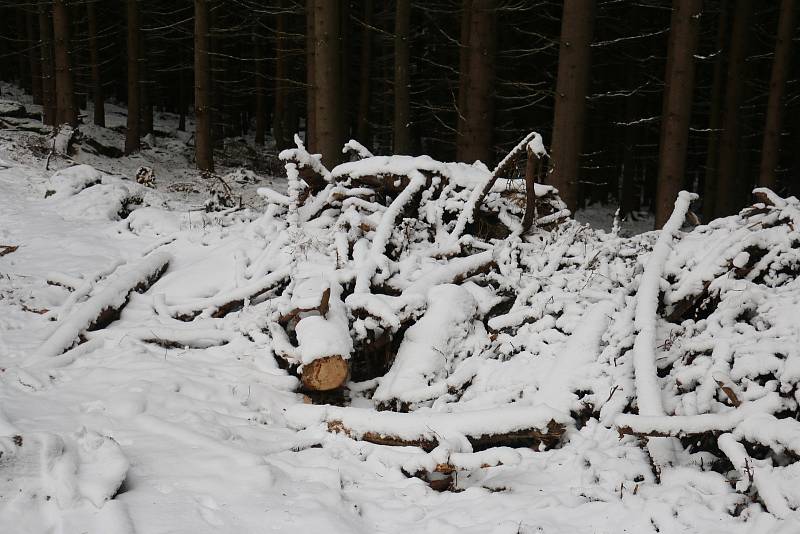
[0,244,18,257]
[614,394,784,439]
[286,404,570,452]
[170,267,290,320]
[329,418,565,452]
[35,252,170,358]
[301,355,350,391]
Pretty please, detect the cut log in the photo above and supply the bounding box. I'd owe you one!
[301,355,349,391]
[35,252,170,358]
[286,404,571,452]
[170,267,290,320]
[328,418,565,452]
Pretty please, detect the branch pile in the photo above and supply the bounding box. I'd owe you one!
[38,131,800,509]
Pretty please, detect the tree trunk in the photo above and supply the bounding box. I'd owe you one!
[140,30,153,137]
[274,3,292,151]
[254,24,266,145]
[620,61,642,217]
[26,8,43,106]
[340,0,351,143]
[16,8,29,91]
[654,0,702,229]
[125,0,140,154]
[313,0,343,167]
[393,0,411,154]
[356,0,373,145]
[456,0,496,164]
[194,0,214,172]
[86,0,104,127]
[715,0,753,216]
[549,0,594,213]
[702,0,728,221]
[758,0,796,190]
[178,66,187,132]
[52,0,77,127]
[455,0,472,158]
[38,1,56,126]
[305,0,316,151]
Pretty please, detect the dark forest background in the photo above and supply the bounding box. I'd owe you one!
[0,0,798,228]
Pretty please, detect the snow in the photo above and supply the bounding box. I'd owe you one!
[2,84,800,532]
[630,191,696,466]
[372,284,478,406]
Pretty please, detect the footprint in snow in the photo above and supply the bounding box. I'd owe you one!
[196,495,224,527]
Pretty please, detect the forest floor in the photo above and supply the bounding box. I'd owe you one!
[0,85,797,533]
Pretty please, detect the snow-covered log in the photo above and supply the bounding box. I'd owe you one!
[286,404,570,452]
[630,190,696,467]
[35,252,170,358]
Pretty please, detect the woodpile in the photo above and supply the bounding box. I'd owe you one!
[256,133,567,402]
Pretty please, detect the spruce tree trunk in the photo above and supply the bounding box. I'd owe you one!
[456,0,495,164]
[194,0,214,171]
[26,9,43,106]
[52,0,77,127]
[702,0,728,221]
[305,0,316,151]
[140,30,154,137]
[340,0,350,143]
[274,4,291,151]
[16,8,29,91]
[620,68,642,217]
[125,0,140,154]
[178,66,187,132]
[715,0,753,216]
[455,0,472,158]
[549,0,594,212]
[253,24,266,145]
[86,0,104,127]
[38,1,56,126]
[356,0,373,145]
[313,0,343,167]
[758,0,796,190]
[393,0,411,154]
[654,0,702,229]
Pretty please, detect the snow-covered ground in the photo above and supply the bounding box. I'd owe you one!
[2,87,800,533]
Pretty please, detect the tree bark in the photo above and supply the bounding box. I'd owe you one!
[274,3,292,151]
[313,0,343,167]
[125,0,140,154]
[758,0,796,190]
[456,0,495,164]
[194,0,214,171]
[38,1,56,126]
[178,66,188,132]
[394,0,411,154]
[340,0,351,143]
[52,0,77,127]
[356,0,373,145]
[86,0,104,127]
[26,8,43,106]
[654,0,702,229]
[702,0,728,221]
[549,0,594,213]
[140,29,153,137]
[16,8,29,91]
[715,0,753,216]
[456,0,472,158]
[306,0,316,151]
[253,24,266,145]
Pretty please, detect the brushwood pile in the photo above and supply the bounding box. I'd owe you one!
[4,126,800,529]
